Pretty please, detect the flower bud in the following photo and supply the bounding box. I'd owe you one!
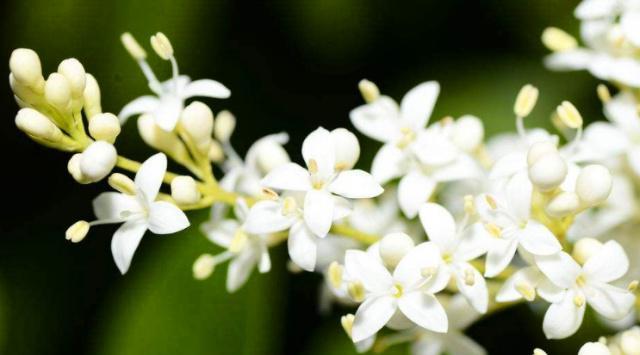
[83,73,102,118]
[514,84,539,118]
[108,173,136,195]
[331,128,360,170]
[44,73,72,111]
[65,220,90,243]
[181,101,214,149]
[358,79,380,103]
[620,327,640,355]
[67,154,91,184]
[576,165,612,206]
[572,238,603,265]
[556,101,583,129]
[15,108,64,142]
[542,27,578,52]
[255,140,289,174]
[577,342,610,355]
[80,141,117,182]
[214,110,235,142]
[9,48,44,90]
[452,115,484,152]
[121,32,147,60]
[528,153,567,192]
[379,232,415,269]
[208,140,225,163]
[193,254,215,280]
[89,113,121,143]
[546,191,580,218]
[150,32,173,60]
[138,114,190,164]
[171,175,200,205]
[57,58,86,98]
[527,141,557,166]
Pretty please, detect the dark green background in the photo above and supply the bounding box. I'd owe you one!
[0,0,610,354]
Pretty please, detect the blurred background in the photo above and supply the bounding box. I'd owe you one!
[0,0,610,354]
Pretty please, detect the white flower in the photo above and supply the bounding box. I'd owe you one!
[496,265,562,303]
[118,38,230,131]
[348,188,406,236]
[477,172,562,277]
[200,199,271,292]
[418,203,489,313]
[536,240,636,339]
[91,153,190,274]
[412,295,486,355]
[260,127,383,238]
[345,242,449,342]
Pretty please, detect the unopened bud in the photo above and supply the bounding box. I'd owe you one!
[214,110,235,142]
[89,113,121,143]
[379,232,415,269]
[575,165,612,206]
[121,32,147,60]
[44,73,72,111]
[452,115,484,152]
[15,108,64,142]
[341,314,355,338]
[527,141,558,166]
[9,48,44,89]
[83,73,102,118]
[358,79,380,103]
[181,101,214,149]
[57,58,86,98]
[192,254,215,280]
[67,154,91,184]
[255,140,290,174]
[514,84,539,118]
[542,27,578,52]
[208,140,225,163]
[138,114,190,163]
[171,175,201,205]
[556,101,583,129]
[108,173,136,195]
[150,32,173,60]
[620,327,640,355]
[80,141,117,182]
[528,151,567,192]
[577,342,610,355]
[546,191,580,218]
[331,128,360,170]
[65,220,90,243]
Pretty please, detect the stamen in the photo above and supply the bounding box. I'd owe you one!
[573,294,585,307]
[65,220,90,243]
[464,268,475,286]
[391,283,404,298]
[484,222,502,238]
[340,314,355,338]
[421,265,438,278]
[514,84,539,118]
[347,281,365,302]
[282,196,297,216]
[358,79,380,103]
[261,188,279,200]
[576,274,587,288]
[597,84,611,103]
[541,27,578,52]
[464,195,476,215]
[485,195,498,209]
[328,261,343,289]
[308,159,318,174]
[515,281,536,301]
[627,280,638,292]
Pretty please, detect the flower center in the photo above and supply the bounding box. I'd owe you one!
[442,252,453,264]
[391,283,404,298]
[575,274,587,288]
[484,222,502,238]
[396,127,416,149]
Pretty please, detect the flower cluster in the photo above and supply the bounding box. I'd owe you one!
[7,1,640,353]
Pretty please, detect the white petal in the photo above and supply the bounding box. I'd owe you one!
[538,278,564,303]
[226,249,258,293]
[393,242,445,292]
[288,221,317,271]
[118,95,160,124]
[400,81,440,129]
[412,338,443,355]
[583,240,629,283]
[455,223,489,262]
[93,192,141,220]
[542,290,585,339]
[575,0,617,19]
[443,332,487,355]
[302,127,335,178]
[489,152,527,180]
[544,50,593,71]
[484,239,518,277]
[147,201,190,234]
[398,291,448,333]
[398,171,436,218]
[627,147,640,177]
[135,153,167,202]
[371,143,407,184]
[260,163,311,191]
[329,170,383,198]
[518,221,561,256]
[455,265,488,313]
[201,219,239,248]
[181,79,231,99]
[332,196,353,221]
[243,200,296,234]
[496,266,541,303]
[535,252,582,289]
[345,249,393,293]
[431,155,481,182]
[621,11,640,47]
[506,172,532,221]
[412,132,458,167]
[419,203,457,251]
[586,283,635,320]
[152,95,183,131]
[257,243,271,273]
[446,294,482,329]
[352,296,397,342]
[111,219,148,274]
[304,189,334,237]
[349,96,401,143]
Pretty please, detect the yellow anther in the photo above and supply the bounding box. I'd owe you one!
[65,220,90,243]
[573,294,585,307]
[485,195,498,209]
[628,280,638,292]
[576,274,587,288]
[150,32,174,60]
[308,159,319,174]
[515,281,536,302]
[464,268,475,286]
[442,252,453,264]
[391,283,404,298]
[340,314,355,338]
[484,222,502,238]
[396,127,416,149]
[328,261,343,289]
[421,266,439,278]
[261,188,279,200]
[597,84,611,103]
[358,79,380,103]
[108,173,136,195]
[120,32,147,60]
[282,196,297,216]
[347,281,365,302]
[514,84,539,118]
[542,27,578,52]
[229,229,248,253]
[556,101,583,129]
[464,195,476,215]
[192,254,215,280]
[439,116,454,126]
